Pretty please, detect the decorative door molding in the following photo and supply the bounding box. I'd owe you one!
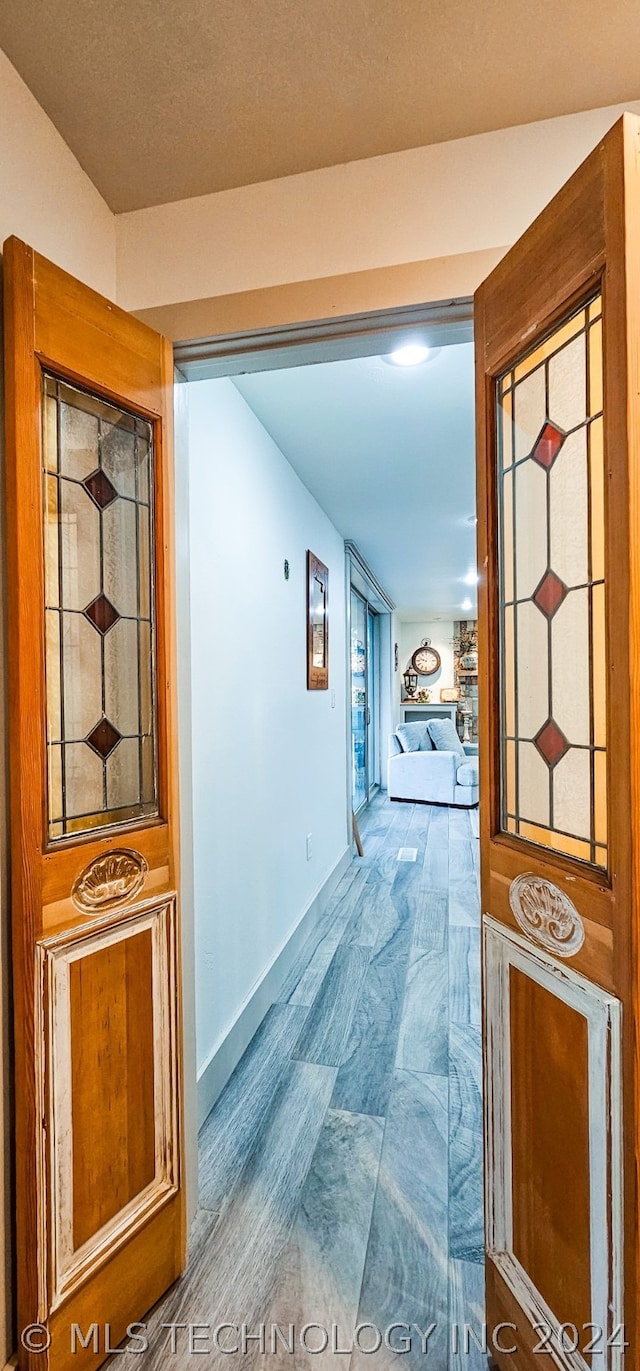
[41,897,180,1310]
[484,916,623,1370]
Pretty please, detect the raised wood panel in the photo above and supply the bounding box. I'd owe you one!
[48,1201,182,1371]
[510,967,591,1332]
[45,900,180,1310]
[484,918,623,1370]
[69,929,156,1248]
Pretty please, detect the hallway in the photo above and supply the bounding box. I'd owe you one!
[134,795,485,1369]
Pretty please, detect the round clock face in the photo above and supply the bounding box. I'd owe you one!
[411,645,441,676]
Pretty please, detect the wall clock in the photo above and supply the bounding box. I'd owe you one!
[411,639,441,676]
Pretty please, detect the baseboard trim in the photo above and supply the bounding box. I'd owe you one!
[196,846,352,1129]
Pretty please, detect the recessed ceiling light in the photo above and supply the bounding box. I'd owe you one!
[386,343,430,367]
[463,569,479,586]
[461,597,473,612]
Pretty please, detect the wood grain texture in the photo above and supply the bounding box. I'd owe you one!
[396,948,448,1076]
[449,928,481,1028]
[257,1109,385,1369]
[132,1060,337,1371]
[330,923,412,1118]
[292,945,370,1067]
[412,889,448,953]
[509,968,591,1331]
[449,1259,486,1371]
[3,237,184,1370]
[70,930,155,1247]
[198,1003,309,1214]
[448,1023,484,1266]
[278,868,368,1007]
[352,1069,449,1370]
[474,117,640,1362]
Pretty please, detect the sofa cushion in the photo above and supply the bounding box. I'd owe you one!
[396,722,433,753]
[456,758,479,787]
[428,718,465,756]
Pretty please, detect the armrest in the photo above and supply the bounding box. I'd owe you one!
[388,748,459,803]
[388,750,458,782]
[388,733,402,757]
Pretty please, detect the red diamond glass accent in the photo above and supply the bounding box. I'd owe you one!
[83,468,118,510]
[86,717,121,759]
[534,719,569,767]
[531,421,565,469]
[84,594,120,635]
[533,569,568,619]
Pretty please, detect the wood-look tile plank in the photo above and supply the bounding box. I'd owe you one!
[389,858,431,933]
[448,838,476,885]
[136,1060,337,1370]
[363,804,416,887]
[199,1002,310,1214]
[449,1023,484,1265]
[448,879,480,928]
[449,928,481,1028]
[281,868,369,1006]
[331,924,411,1118]
[351,1069,449,1370]
[449,1258,487,1371]
[449,808,472,841]
[422,806,450,891]
[412,889,448,953]
[404,800,432,857]
[342,882,399,950]
[396,948,449,1076]
[258,1109,385,1368]
[293,945,370,1067]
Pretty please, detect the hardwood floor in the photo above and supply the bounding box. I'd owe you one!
[123,795,484,1369]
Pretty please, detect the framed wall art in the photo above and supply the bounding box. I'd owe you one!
[307,550,329,689]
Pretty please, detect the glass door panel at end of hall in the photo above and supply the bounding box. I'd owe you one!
[475,115,640,1371]
[350,589,367,812]
[350,589,380,812]
[3,237,185,1371]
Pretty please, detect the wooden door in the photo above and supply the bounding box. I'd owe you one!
[475,114,640,1369]
[4,239,185,1371]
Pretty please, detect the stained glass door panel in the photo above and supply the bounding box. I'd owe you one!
[43,376,158,840]
[497,296,606,869]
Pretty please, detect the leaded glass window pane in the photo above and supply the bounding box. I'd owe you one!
[497,294,607,870]
[43,375,158,841]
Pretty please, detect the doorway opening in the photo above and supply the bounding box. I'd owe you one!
[170,297,484,1366]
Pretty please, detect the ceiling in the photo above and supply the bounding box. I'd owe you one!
[233,343,476,618]
[1,1,639,211]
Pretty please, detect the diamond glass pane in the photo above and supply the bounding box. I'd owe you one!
[497,294,607,870]
[43,375,158,840]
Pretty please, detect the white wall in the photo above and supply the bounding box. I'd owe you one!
[187,378,349,1102]
[0,48,118,1365]
[0,48,115,295]
[116,100,640,313]
[399,619,455,705]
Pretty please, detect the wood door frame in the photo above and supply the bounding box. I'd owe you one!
[2,239,185,1369]
[475,114,640,1364]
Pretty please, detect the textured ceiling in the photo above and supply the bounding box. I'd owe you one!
[233,344,477,618]
[1,0,639,211]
